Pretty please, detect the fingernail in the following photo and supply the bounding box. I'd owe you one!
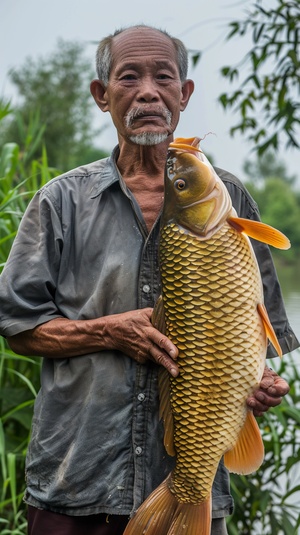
[170,367,178,377]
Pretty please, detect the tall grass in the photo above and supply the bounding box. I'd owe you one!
[0,102,58,533]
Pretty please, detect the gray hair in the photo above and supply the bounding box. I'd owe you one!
[95,25,189,85]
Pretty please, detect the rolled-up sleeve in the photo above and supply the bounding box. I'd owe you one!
[0,190,64,336]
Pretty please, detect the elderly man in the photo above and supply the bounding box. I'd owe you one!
[0,25,298,535]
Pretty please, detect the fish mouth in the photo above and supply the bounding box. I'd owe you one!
[168,137,202,154]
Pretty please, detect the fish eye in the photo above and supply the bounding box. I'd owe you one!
[174,179,186,190]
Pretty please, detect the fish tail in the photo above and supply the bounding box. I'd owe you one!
[123,475,212,535]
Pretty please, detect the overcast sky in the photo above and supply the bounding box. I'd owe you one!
[0,0,299,183]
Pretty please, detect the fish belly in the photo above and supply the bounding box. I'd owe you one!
[160,223,266,504]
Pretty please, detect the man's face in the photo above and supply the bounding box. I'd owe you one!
[102,28,189,145]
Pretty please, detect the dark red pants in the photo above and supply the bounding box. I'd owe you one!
[27,505,228,534]
[27,506,129,535]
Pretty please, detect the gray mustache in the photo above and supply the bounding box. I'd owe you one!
[125,107,172,127]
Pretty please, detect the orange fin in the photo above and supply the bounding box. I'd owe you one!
[152,295,166,333]
[257,302,282,357]
[224,410,264,475]
[123,477,176,535]
[158,368,175,456]
[123,475,212,535]
[228,216,291,250]
[152,297,176,456]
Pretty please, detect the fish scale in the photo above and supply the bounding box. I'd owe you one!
[160,222,264,505]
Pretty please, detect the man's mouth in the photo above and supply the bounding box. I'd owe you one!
[125,107,172,128]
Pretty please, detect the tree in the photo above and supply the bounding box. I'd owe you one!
[243,150,297,187]
[2,40,108,171]
[217,0,300,155]
[243,152,300,261]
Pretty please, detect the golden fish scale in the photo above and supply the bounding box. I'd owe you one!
[160,223,265,504]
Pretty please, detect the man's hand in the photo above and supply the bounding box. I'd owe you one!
[106,308,179,377]
[247,366,290,417]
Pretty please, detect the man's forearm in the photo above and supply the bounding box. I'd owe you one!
[7,317,112,358]
[6,310,179,376]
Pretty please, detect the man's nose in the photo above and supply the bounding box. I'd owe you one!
[137,77,159,102]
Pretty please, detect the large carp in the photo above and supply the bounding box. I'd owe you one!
[124,137,290,535]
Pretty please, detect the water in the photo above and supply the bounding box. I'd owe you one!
[284,291,300,342]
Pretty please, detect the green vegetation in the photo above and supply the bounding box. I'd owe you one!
[243,151,300,263]
[1,40,108,171]
[228,357,300,535]
[0,101,56,533]
[218,0,300,156]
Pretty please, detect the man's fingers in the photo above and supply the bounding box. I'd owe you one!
[247,389,284,415]
[257,392,283,408]
[246,367,290,416]
[149,340,179,377]
[157,335,178,359]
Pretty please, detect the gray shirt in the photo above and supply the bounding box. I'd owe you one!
[0,146,298,517]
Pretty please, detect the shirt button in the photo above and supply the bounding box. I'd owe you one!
[142,284,151,294]
[137,393,145,402]
[135,447,143,456]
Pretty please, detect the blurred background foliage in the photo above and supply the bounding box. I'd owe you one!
[217,0,300,155]
[0,40,108,172]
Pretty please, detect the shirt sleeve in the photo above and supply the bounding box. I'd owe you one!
[0,189,64,337]
[215,166,300,358]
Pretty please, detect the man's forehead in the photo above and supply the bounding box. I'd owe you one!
[114,58,178,73]
[111,28,178,66]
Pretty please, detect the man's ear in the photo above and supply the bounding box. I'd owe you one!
[180,79,195,111]
[90,79,109,112]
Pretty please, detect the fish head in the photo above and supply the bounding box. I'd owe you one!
[163,137,233,237]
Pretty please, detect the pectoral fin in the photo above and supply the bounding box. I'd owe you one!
[224,410,264,475]
[159,368,176,456]
[228,216,290,250]
[151,296,175,457]
[152,295,166,333]
[258,302,282,357]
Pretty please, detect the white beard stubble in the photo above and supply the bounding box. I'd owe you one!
[125,107,172,146]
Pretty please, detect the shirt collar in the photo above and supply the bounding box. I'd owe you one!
[90,145,126,199]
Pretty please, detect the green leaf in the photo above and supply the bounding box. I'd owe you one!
[227,21,240,40]
[253,23,265,43]
[0,144,19,180]
[191,52,201,67]
[7,453,17,516]
[282,406,300,424]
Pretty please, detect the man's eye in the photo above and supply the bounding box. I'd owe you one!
[157,74,172,80]
[120,74,137,80]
